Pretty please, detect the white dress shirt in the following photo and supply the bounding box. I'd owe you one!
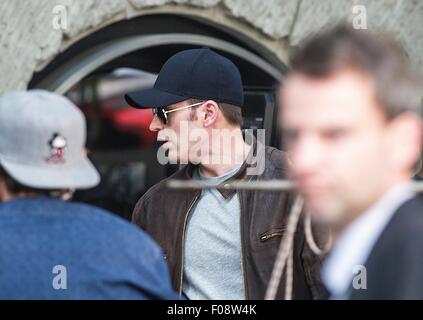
[321,181,415,299]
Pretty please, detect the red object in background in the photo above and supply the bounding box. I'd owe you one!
[111,108,156,145]
[75,96,157,147]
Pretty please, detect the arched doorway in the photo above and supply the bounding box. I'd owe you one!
[29,14,286,219]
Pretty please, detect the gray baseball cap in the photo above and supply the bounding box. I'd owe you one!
[0,90,100,189]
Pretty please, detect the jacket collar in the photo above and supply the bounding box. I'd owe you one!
[180,135,262,199]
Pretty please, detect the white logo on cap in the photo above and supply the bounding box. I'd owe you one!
[46,133,67,164]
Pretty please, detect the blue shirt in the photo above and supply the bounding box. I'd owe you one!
[0,196,180,300]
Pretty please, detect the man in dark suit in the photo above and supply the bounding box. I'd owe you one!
[279,23,423,299]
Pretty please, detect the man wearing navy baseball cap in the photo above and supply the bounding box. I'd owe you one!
[126,48,323,300]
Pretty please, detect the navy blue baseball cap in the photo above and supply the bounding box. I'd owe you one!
[125,48,244,109]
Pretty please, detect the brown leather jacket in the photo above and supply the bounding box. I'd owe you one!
[132,141,324,300]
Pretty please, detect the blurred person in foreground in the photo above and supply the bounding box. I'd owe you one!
[0,90,178,299]
[279,24,423,299]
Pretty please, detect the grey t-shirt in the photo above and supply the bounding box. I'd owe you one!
[183,166,244,300]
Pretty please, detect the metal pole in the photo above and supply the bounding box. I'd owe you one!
[167,179,423,192]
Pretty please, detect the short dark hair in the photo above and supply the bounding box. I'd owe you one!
[189,99,243,127]
[0,165,35,194]
[0,165,66,197]
[290,23,422,119]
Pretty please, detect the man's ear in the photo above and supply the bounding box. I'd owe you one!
[387,112,423,173]
[202,100,219,127]
[0,178,8,202]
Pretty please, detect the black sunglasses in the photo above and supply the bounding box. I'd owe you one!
[152,102,204,124]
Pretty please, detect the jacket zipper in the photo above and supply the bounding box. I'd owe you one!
[238,193,249,299]
[178,195,200,295]
[260,230,285,242]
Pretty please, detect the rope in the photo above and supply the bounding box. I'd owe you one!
[304,211,332,255]
[285,247,294,300]
[265,196,303,300]
[265,198,334,300]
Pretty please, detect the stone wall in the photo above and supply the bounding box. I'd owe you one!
[0,0,422,93]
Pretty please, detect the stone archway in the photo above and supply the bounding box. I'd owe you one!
[29,12,287,93]
[1,0,422,93]
[0,0,294,93]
